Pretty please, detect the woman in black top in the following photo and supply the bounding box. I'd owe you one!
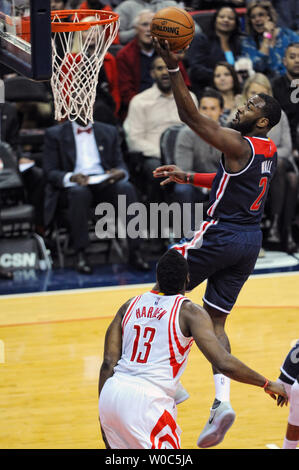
[187,6,244,97]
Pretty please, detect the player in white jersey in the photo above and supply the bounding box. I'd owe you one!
[98,249,287,449]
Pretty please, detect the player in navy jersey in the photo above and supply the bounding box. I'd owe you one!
[151,39,282,448]
[277,340,299,449]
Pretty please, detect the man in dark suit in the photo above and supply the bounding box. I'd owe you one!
[43,118,150,273]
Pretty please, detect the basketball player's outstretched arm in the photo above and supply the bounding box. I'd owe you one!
[180,301,288,402]
[152,38,250,163]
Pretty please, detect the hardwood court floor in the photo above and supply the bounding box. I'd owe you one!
[0,273,298,449]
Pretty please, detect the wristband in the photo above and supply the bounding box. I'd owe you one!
[193,172,217,189]
[263,379,269,389]
[186,173,191,183]
[167,66,180,73]
[263,32,272,39]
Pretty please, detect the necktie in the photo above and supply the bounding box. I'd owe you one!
[77,127,92,135]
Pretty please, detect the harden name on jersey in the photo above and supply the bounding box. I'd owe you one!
[135,305,167,321]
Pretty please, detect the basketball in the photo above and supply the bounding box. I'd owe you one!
[151,7,195,52]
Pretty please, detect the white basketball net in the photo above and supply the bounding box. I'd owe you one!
[51,12,119,125]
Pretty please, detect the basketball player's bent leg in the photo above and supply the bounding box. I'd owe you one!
[187,236,260,447]
[195,265,258,448]
[283,378,299,449]
[277,342,299,449]
[196,302,236,448]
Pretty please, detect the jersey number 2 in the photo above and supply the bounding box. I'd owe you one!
[250,177,268,211]
[130,325,156,364]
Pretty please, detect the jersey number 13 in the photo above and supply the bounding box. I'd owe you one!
[130,324,156,364]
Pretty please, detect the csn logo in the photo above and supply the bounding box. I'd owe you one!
[290,79,299,104]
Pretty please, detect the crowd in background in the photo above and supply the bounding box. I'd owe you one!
[0,0,299,276]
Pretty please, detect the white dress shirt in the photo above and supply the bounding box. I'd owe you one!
[123,83,198,158]
[63,122,105,187]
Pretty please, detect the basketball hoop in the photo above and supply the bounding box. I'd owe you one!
[50,9,119,124]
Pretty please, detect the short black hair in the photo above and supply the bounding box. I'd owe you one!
[258,93,281,129]
[200,87,224,109]
[285,42,299,54]
[156,249,189,295]
[151,55,163,70]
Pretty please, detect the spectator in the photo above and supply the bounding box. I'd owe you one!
[234,56,255,88]
[51,0,71,70]
[272,0,299,33]
[191,1,246,9]
[241,0,299,79]
[0,101,20,151]
[187,6,244,97]
[3,79,54,233]
[116,9,191,121]
[116,10,156,120]
[76,0,120,43]
[115,0,178,45]
[123,56,198,203]
[172,87,223,236]
[16,99,47,234]
[272,43,299,155]
[50,0,66,9]
[212,61,241,126]
[43,118,150,273]
[0,0,11,14]
[239,73,298,254]
[0,220,13,280]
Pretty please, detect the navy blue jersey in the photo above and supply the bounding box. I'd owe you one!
[207,136,277,225]
[279,340,299,384]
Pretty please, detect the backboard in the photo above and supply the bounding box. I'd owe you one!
[0,0,52,80]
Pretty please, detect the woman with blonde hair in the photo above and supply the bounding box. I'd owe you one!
[239,72,298,253]
[241,0,299,78]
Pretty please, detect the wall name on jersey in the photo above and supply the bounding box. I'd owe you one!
[261,160,272,174]
[135,305,167,321]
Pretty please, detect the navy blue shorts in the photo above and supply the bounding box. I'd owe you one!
[172,218,262,314]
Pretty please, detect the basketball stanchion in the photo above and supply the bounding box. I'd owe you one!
[50,9,119,125]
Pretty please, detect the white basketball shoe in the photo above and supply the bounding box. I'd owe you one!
[197,399,236,448]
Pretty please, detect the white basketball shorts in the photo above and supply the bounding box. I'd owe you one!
[99,373,182,449]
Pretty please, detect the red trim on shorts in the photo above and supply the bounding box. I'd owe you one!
[150,410,180,449]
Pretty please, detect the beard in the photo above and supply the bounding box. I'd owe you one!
[157,79,171,94]
[230,117,258,135]
[290,70,299,79]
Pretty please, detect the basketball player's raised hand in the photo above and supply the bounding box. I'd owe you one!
[152,38,180,70]
[153,164,187,186]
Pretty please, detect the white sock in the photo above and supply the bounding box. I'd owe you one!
[214,374,231,402]
[283,437,299,449]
